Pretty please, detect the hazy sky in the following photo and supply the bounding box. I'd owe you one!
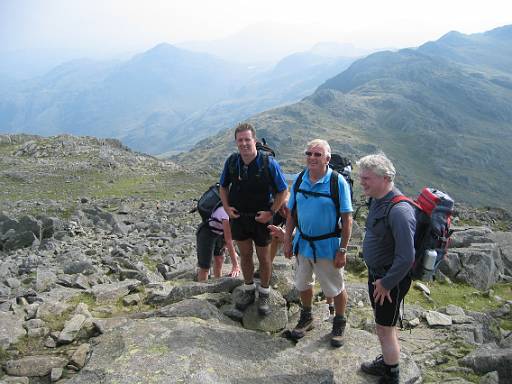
[1,0,511,58]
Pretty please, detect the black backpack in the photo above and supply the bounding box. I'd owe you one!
[291,169,341,262]
[329,154,354,201]
[191,183,223,228]
[384,188,454,281]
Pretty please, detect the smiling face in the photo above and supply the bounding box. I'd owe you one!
[359,168,391,198]
[305,144,330,174]
[235,129,257,158]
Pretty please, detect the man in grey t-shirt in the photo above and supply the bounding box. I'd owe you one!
[357,154,416,384]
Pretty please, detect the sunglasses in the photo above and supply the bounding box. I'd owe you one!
[305,151,323,157]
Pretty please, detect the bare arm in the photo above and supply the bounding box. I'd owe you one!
[220,186,239,219]
[222,219,239,266]
[334,212,353,269]
[283,210,296,259]
[255,189,288,223]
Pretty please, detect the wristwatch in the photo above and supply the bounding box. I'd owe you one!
[338,247,347,254]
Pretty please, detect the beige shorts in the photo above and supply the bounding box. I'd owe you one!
[295,254,345,298]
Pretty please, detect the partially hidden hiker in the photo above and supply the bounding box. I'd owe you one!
[196,204,240,282]
[357,154,416,384]
[219,123,288,316]
[283,139,353,347]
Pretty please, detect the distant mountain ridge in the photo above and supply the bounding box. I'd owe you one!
[176,25,512,208]
[0,43,355,155]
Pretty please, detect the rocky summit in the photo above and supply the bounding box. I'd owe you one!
[0,134,511,383]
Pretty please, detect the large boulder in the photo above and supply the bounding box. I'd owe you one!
[443,245,501,290]
[0,311,26,349]
[460,346,512,383]
[3,356,68,377]
[490,231,512,277]
[64,316,421,384]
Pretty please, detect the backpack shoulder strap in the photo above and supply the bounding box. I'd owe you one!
[228,153,239,183]
[260,150,278,193]
[330,171,341,233]
[384,195,420,226]
[291,169,306,220]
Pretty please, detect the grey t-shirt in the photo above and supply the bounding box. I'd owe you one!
[362,188,416,290]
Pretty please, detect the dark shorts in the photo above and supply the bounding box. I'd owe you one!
[368,273,411,327]
[231,216,272,247]
[196,224,225,269]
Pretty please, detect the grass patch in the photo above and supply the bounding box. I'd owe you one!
[65,292,97,308]
[406,281,511,312]
[143,255,159,273]
[0,346,10,366]
[11,336,46,357]
[423,338,479,383]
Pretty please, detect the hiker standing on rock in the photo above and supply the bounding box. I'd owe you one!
[357,154,415,384]
[219,123,287,316]
[283,139,353,347]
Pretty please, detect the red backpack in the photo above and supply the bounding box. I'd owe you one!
[385,188,454,281]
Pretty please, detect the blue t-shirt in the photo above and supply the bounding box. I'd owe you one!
[288,168,353,260]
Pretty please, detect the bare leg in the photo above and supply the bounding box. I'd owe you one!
[300,287,314,308]
[237,239,255,284]
[197,268,209,282]
[255,244,272,287]
[212,254,224,278]
[270,237,281,263]
[333,289,348,316]
[376,324,400,365]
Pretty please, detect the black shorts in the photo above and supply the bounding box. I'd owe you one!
[368,273,411,327]
[231,216,271,247]
[196,224,225,269]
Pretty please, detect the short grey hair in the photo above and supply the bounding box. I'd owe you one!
[357,153,396,181]
[306,139,331,156]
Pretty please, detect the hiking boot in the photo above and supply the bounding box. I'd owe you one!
[235,288,255,311]
[258,292,271,316]
[289,310,314,340]
[378,372,399,384]
[360,355,386,376]
[330,315,346,348]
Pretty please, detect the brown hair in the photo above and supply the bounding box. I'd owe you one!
[234,123,256,139]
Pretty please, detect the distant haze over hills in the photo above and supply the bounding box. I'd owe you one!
[177,22,372,63]
[0,42,356,155]
[176,25,512,209]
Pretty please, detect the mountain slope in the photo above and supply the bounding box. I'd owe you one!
[176,25,512,208]
[0,44,356,155]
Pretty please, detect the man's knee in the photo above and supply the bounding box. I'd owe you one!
[376,324,395,340]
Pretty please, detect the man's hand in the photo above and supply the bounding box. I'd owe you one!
[333,250,347,269]
[283,238,293,259]
[373,278,392,306]
[268,224,285,240]
[226,206,240,219]
[255,210,273,224]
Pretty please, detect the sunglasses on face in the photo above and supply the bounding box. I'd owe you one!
[305,151,323,157]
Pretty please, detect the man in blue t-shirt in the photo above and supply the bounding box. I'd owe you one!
[219,123,287,316]
[283,139,353,347]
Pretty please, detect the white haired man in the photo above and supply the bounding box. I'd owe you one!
[358,154,416,384]
[283,139,353,347]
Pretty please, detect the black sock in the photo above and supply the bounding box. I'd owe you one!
[384,363,399,377]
